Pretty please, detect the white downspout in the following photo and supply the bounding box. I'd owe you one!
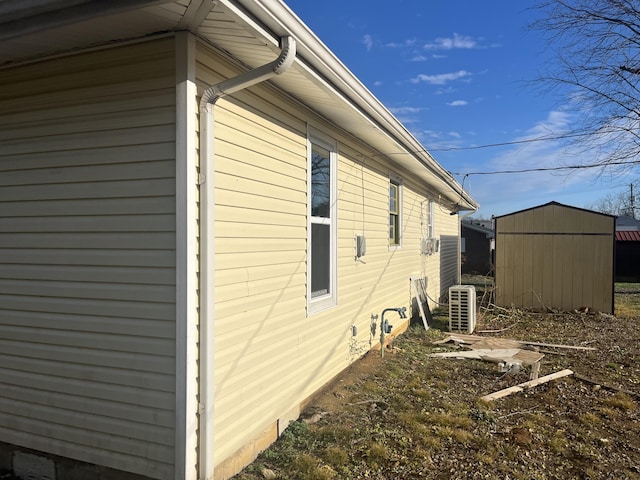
[198,35,296,480]
[199,35,296,108]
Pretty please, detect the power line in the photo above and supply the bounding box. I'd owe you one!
[430,130,616,152]
[454,159,640,177]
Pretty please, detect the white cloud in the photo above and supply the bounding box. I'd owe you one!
[447,100,468,107]
[389,106,427,125]
[489,111,573,170]
[389,106,424,115]
[419,130,443,140]
[409,55,428,62]
[467,110,598,216]
[412,129,467,151]
[362,34,373,51]
[435,86,456,95]
[385,38,417,48]
[424,33,478,50]
[411,70,470,85]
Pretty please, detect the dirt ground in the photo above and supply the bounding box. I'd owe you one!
[234,282,640,479]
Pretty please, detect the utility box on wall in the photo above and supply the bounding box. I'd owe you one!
[494,201,615,314]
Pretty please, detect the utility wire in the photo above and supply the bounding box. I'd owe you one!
[454,159,640,177]
[429,130,613,152]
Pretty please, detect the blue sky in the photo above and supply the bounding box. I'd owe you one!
[285,0,632,218]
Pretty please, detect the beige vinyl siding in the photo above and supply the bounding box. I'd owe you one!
[495,203,614,313]
[197,42,460,474]
[0,39,177,480]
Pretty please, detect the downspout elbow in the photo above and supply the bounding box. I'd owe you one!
[199,35,296,110]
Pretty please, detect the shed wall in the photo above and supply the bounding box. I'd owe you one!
[0,39,178,480]
[196,42,460,476]
[495,204,614,313]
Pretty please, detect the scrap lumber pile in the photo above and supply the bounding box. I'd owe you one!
[429,333,595,385]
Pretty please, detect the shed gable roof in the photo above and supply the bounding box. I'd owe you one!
[494,201,615,220]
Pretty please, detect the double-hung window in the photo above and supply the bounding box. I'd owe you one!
[308,128,337,314]
[389,176,402,247]
[426,199,434,238]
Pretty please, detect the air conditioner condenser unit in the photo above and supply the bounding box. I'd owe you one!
[449,285,476,333]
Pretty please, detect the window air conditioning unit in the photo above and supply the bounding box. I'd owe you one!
[449,285,476,333]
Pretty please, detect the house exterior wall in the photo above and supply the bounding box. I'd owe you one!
[196,42,460,478]
[495,203,614,313]
[616,236,640,282]
[0,38,179,479]
[461,226,492,276]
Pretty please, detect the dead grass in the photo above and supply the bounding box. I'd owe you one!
[233,281,640,480]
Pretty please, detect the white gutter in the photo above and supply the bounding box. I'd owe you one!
[198,35,296,480]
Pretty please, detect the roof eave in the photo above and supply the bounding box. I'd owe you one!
[0,0,172,41]
[226,0,478,211]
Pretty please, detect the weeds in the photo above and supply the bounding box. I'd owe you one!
[602,392,637,410]
[234,282,640,480]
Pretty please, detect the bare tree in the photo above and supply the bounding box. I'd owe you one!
[532,0,640,175]
[587,191,629,216]
[586,183,638,217]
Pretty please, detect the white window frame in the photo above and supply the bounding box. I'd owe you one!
[307,127,338,315]
[427,199,435,239]
[389,174,403,250]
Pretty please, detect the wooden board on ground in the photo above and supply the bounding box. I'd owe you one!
[480,369,574,401]
[410,276,430,330]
